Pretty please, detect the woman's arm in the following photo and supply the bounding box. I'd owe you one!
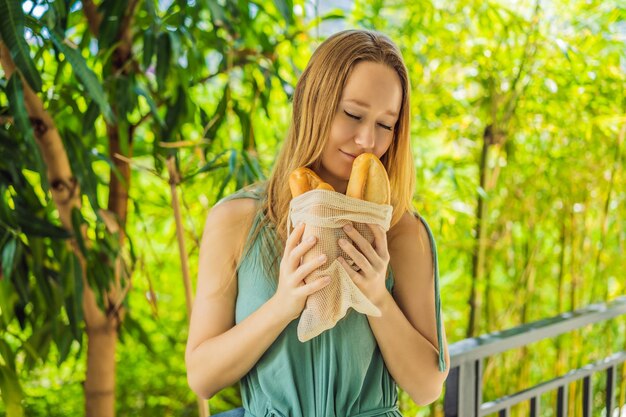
[185,199,330,399]
[338,212,449,405]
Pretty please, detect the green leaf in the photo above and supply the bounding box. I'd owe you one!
[16,214,70,239]
[121,314,155,354]
[0,338,15,369]
[48,29,115,124]
[1,237,17,280]
[0,0,42,92]
[156,31,171,91]
[204,85,229,142]
[62,129,100,212]
[96,1,125,49]
[207,0,227,27]
[82,100,100,136]
[143,28,155,70]
[0,278,15,326]
[64,251,83,341]
[6,74,35,145]
[233,102,251,150]
[0,365,24,417]
[273,0,294,24]
[70,207,87,257]
[184,149,229,180]
[161,86,187,145]
[135,84,164,127]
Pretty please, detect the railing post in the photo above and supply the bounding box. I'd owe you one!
[444,360,482,417]
[582,376,592,417]
[606,365,615,415]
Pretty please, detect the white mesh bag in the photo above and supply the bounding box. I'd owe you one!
[287,189,393,342]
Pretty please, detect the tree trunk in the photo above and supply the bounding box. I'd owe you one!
[0,41,120,417]
[85,324,118,417]
[467,125,492,338]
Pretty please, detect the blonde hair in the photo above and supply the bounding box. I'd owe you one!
[245,29,415,276]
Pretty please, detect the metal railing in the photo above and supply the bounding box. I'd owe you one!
[443,296,626,417]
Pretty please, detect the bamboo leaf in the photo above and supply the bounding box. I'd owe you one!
[204,84,229,144]
[70,207,87,257]
[16,215,70,239]
[135,84,164,127]
[1,237,17,281]
[64,251,83,341]
[233,102,251,151]
[0,364,24,417]
[81,100,100,136]
[206,0,227,27]
[184,149,230,180]
[62,129,100,212]
[121,314,155,354]
[0,276,15,326]
[48,29,115,124]
[96,1,125,49]
[273,0,294,24]
[6,74,35,145]
[0,0,42,92]
[143,28,155,70]
[156,31,171,91]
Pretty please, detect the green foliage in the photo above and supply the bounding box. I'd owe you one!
[0,0,42,92]
[0,0,624,416]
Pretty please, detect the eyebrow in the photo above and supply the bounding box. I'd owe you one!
[343,99,399,117]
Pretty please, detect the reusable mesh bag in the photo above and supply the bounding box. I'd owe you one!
[287,189,393,342]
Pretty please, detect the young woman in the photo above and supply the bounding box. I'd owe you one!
[185,29,449,417]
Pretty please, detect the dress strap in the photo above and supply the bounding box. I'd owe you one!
[217,182,267,204]
[415,213,447,372]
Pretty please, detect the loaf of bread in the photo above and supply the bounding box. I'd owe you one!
[346,153,390,204]
[289,167,335,197]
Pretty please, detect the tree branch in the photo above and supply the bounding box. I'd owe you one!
[81,0,102,37]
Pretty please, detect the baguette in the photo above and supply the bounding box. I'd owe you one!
[346,153,390,205]
[289,167,335,198]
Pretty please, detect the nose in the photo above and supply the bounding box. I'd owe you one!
[354,124,375,152]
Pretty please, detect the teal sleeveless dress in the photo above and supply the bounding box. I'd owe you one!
[220,183,445,417]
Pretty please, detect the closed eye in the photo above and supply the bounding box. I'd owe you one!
[344,110,361,121]
[344,111,393,131]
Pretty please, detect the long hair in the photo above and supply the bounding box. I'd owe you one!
[243,29,415,277]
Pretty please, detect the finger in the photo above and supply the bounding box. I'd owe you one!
[338,256,363,282]
[338,237,372,273]
[300,275,332,296]
[368,223,390,260]
[342,223,378,262]
[294,253,327,282]
[285,222,306,253]
[288,234,318,269]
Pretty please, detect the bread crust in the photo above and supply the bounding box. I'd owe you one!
[346,153,390,204]
[289,167,335,197]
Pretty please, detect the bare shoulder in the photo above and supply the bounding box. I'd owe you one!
[206,197,258,229]
[387,211,431,257]
[202,197,259,264]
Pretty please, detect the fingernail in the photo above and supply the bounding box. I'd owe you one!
[343,224,353,232]
[338,238,347,246]
[322,276,331,282]
[307,235,316,243]
[318,254,327,261]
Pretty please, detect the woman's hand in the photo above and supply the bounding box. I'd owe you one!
[337,223,391,308]
[272,222,331,321]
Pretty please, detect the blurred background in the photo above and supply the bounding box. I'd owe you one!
[0,0,624,416]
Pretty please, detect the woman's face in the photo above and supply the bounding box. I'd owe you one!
[316,61,402,194]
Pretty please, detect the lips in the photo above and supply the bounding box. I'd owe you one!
[340,150,357,160]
